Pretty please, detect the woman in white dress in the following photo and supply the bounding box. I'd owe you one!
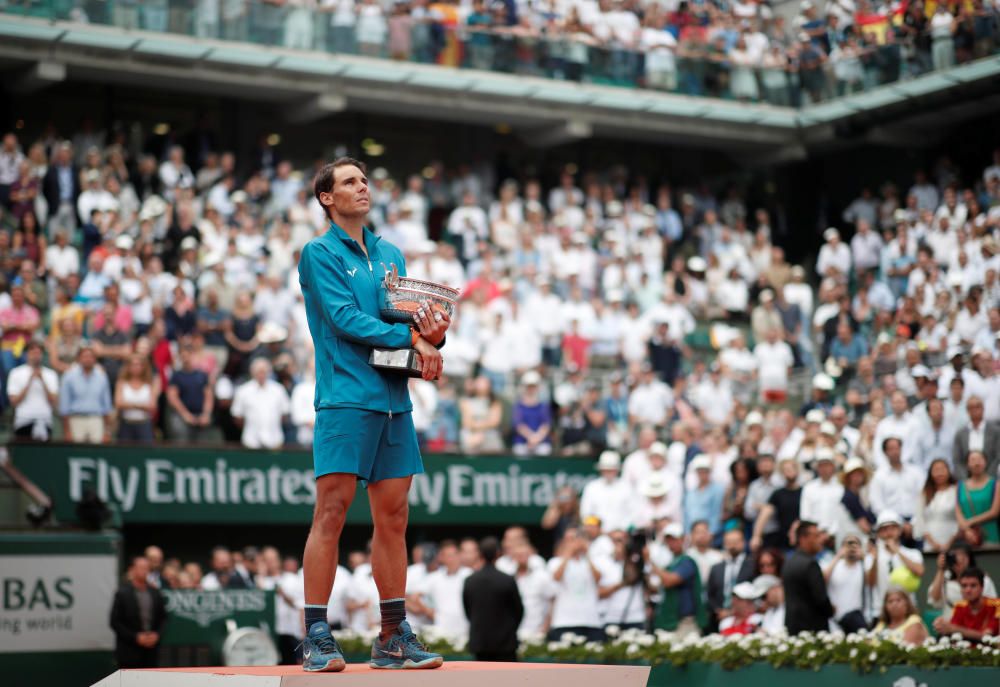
[911,459,959,552]
[355,0,387,57]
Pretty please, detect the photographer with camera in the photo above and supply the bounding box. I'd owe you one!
[597,530,648,632]
[651,523,706,638]
[928,542,997,619]
[546,528,604,642]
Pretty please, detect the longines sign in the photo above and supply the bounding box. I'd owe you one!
[163,590,269,628]
[9,444,595,525]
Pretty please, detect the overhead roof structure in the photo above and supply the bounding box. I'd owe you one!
[1,15,998,155]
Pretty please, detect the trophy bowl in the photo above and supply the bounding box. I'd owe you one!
[380,275,461,325]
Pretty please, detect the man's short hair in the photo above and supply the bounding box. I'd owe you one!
[24,340,43,354]
[796,520,818,542]
[882,436,902,453]
[479,536,500,564]
[959,567,985,585]
[313,157,368,215]
[438,539,458,552]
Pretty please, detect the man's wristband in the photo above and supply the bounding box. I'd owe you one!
[411,330,421,347]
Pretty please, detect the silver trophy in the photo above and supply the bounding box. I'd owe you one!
[368,263,459,377]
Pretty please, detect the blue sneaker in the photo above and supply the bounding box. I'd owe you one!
[370,620,444,669]
[302,621,346,672]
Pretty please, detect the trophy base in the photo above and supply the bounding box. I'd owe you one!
[369,347,424,378]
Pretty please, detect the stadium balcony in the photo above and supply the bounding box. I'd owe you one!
[1,2,999,156]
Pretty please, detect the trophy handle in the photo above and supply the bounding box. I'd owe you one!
[381,262,399,290]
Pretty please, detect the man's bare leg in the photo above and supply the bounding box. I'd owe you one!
[303,473,357,608]
[368,476,412,604]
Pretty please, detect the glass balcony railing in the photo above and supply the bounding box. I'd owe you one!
[3,1,998,108]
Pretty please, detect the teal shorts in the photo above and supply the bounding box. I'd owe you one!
[313,408,423,485]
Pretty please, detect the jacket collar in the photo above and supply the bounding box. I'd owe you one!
[329,221,381,256]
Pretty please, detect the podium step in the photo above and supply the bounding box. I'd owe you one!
[93,662,650,687]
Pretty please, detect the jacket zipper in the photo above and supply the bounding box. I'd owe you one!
[358,240,392,418]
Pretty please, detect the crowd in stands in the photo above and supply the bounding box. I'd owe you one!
[11,0,1000,104]
[3,115,1000,654]
[125,514,1000,668]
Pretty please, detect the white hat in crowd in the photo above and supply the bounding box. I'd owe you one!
[661,522,685,539]
[521,370,542,386]
[648,441,668,456]
[815,447,836,463]
[819,421,837,436]
[689,454,712,472]
[812,373,835,391]
[805,408,826,424]
[642,474,671,498]
[752,574,781,597]
[744,411,764,427]
[687,256,707,272]
[596,451,621,471]
[732,582,760,601]
[823,227,840,242]
[875,510,903,530]
[258,322,288,344]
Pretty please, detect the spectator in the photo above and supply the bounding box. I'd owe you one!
[705,528,754,632]
[115,353,158,443]
[800,448,844,537]
[0,280,41,392]
[459,375,504,454]
[839,457,876,539]
[462,537,523,662]
[166,344,214,443]
[580,451,632,533]
[596,530,646,632]
[823,534,870,632]
[110,556,167,669]
[686,520,724,587]
[509,539,553,639]
[754,574,785,635]
[955,450,1000,546]
[6,340,58,441]
[753,327,794,404]
[782,521,834,635]
[92,303,131,390]
[952,396,1000,479]
[866,511,925,618]
[511,370,552,456]
[59,344,113,443]
[751,457,803,551]
[932,568,1000,642]
[684,455,725,536]
[546,528,603,642]
[873,589,929,645]
[928,542,998,617]
[718,582,762,636]
[651,523,705,638]
[232,358,290,449]
[869,437,924,529]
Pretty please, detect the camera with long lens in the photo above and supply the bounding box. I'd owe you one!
[622,528,648,586]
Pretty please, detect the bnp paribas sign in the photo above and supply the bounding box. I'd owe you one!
[10,444,595,526]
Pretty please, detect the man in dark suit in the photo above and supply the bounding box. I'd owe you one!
[41,142,79,231]
[952,395,1000,479]
[782,521,834,635]
[110,555,168,669]
[706,528,755,632]
[462,536,523,662]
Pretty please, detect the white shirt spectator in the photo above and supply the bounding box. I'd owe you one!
[826,557,866,621]
[421,566,472,638]
[628,379,674,426]
[850,230,883,272]
[869,463,924,519]
[6,363,59,433]
[515,565,554,639]
[348,563,380,632]
[231,378,290,449]
[872,413,918,470]
[326,565,353,629]
[596,557,646,626]
[912,486,959,552]
[800,475,846,533]
[275,568,305,640]
[580,476,634,532]
[290,378,316,446]
[866,541,923,616]
[816,241,852,277]
[45,242,80,280]
[753,339,794,392]
[547,556,602,629]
